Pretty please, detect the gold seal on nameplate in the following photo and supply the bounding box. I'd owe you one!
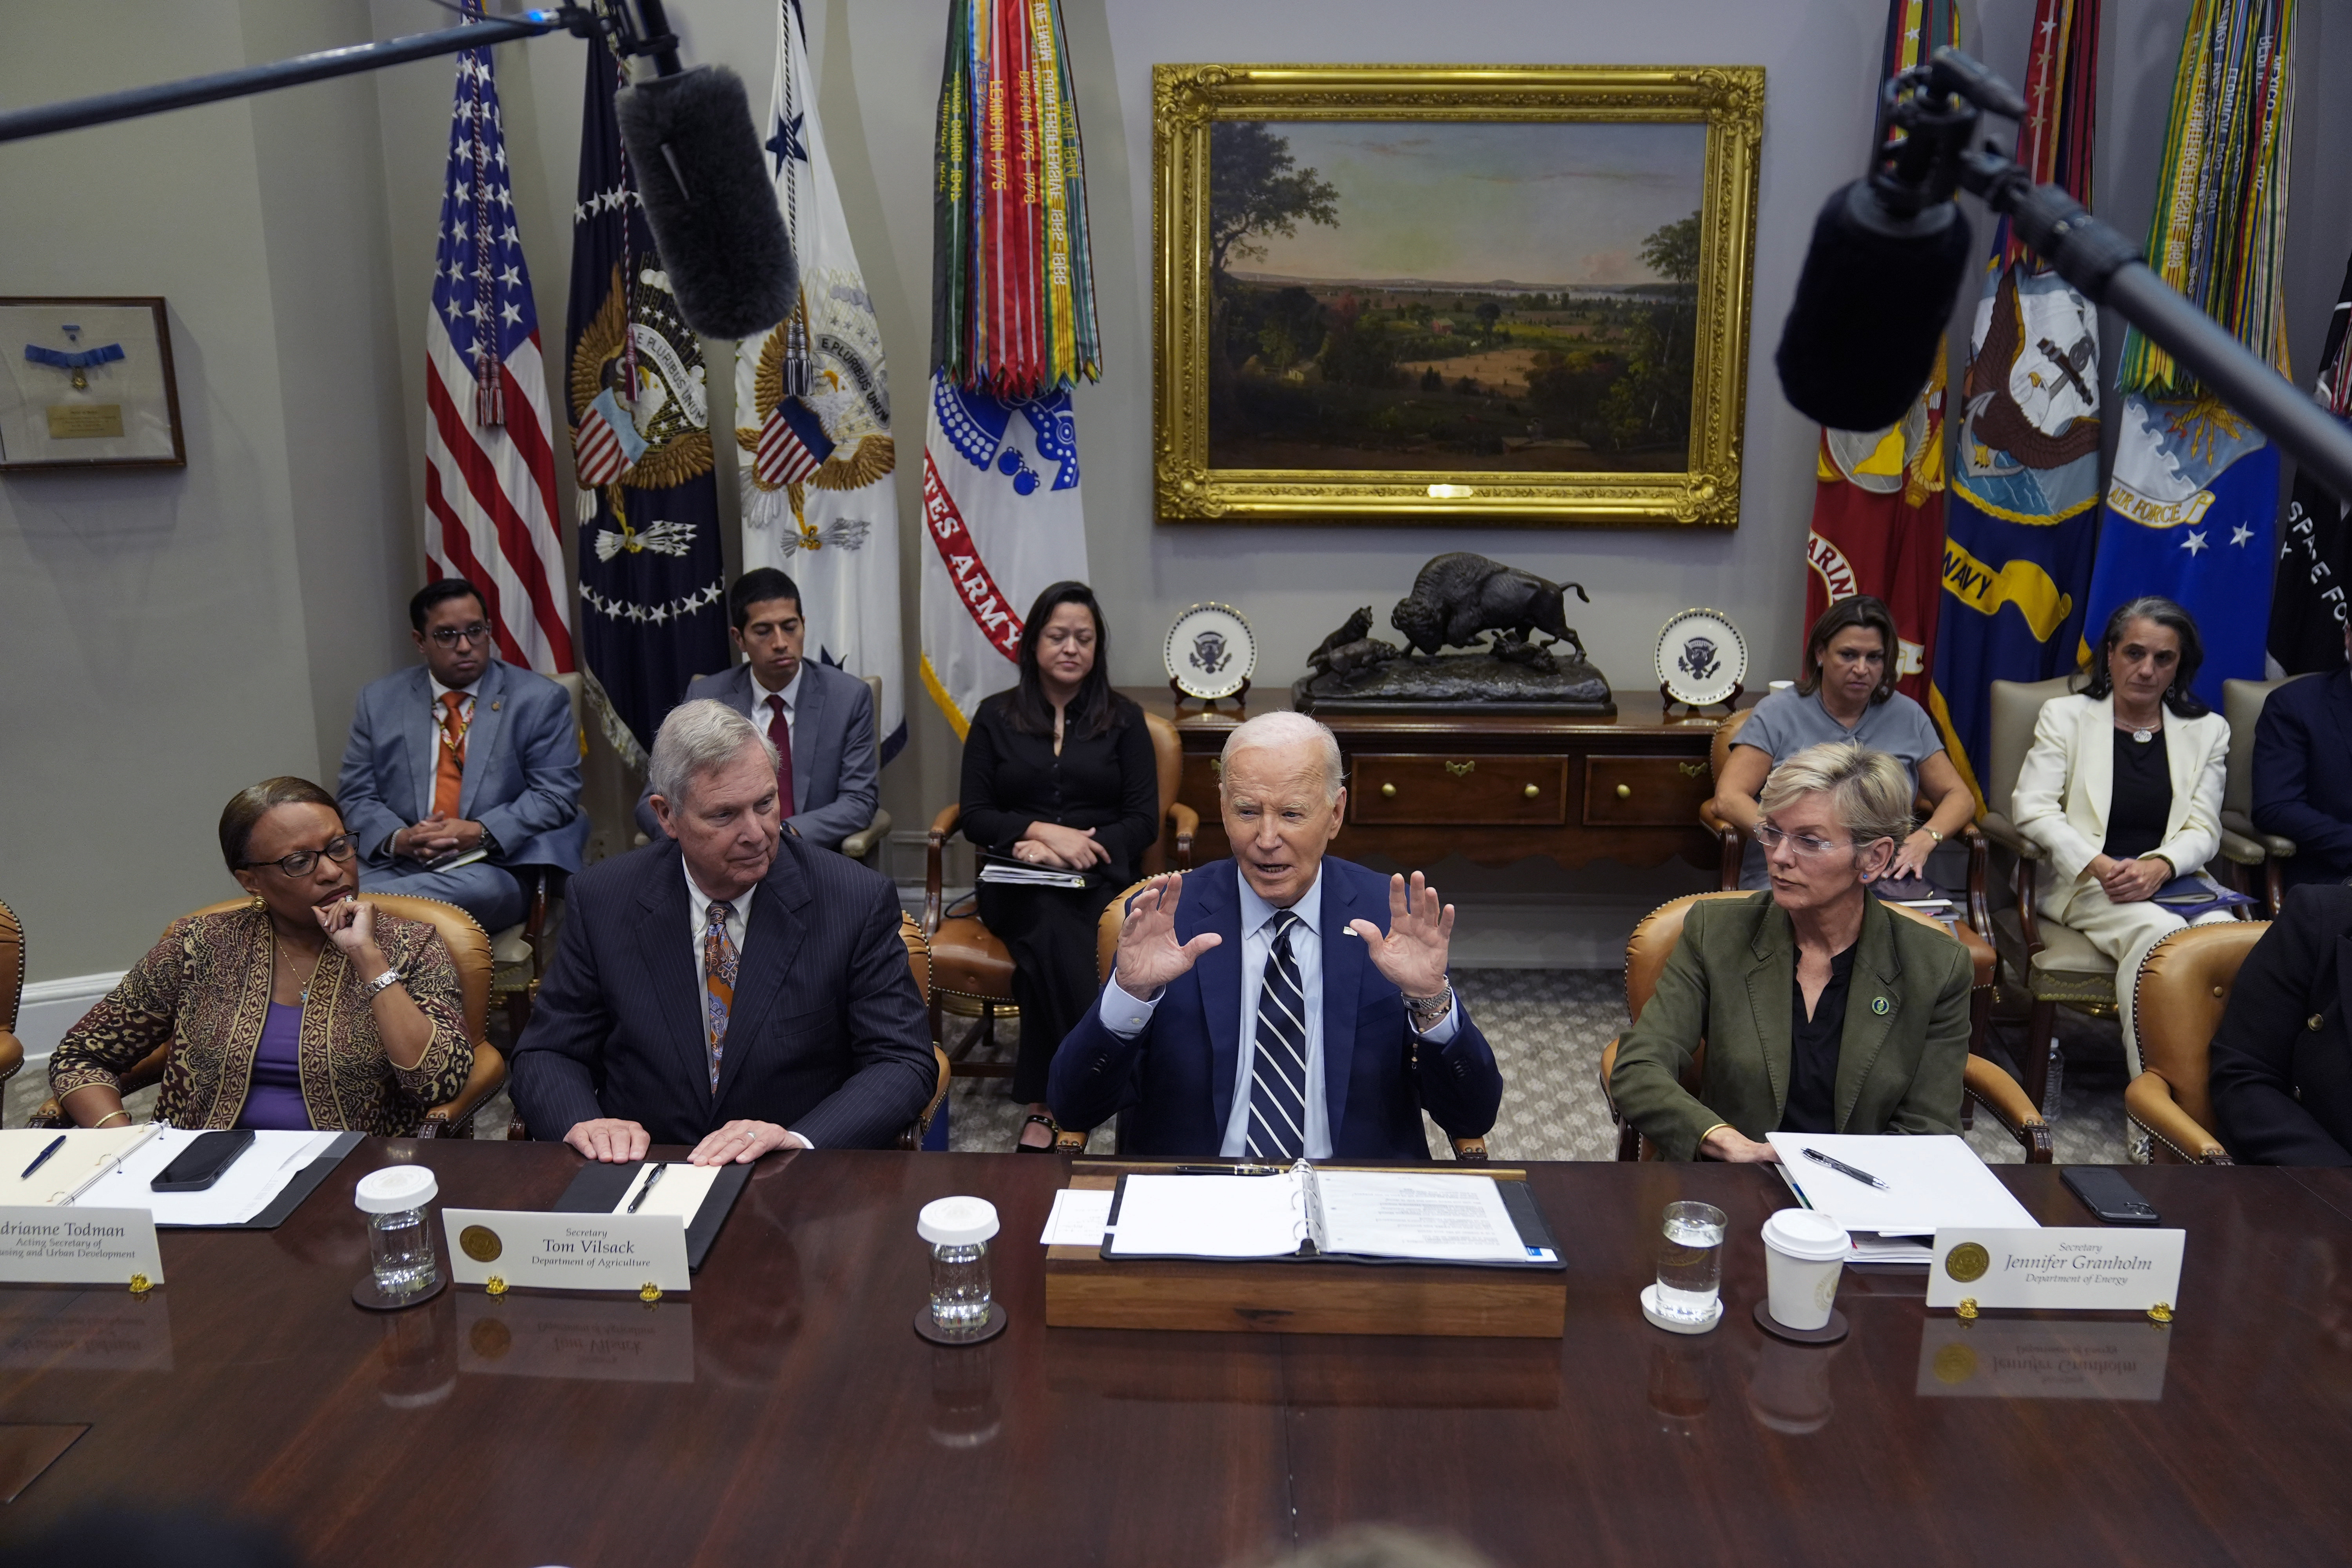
[1944,1241,1990,1283]
[459,1225,503,1263]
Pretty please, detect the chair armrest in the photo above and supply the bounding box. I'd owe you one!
[419,1042,508,1138]
[2220,810,2294,858]
[899,1045,952,1150]
[1976,812,2037,859]
[1168,802,1200,872]
[1962,1056,2052,1163]
[2219,827,2267,867]
[0,1029,21,1087]
[2124,1072,2233,1163]
[839,808,892,864]
[1962,821,1993,940]
[521,871,552,980]
[1448,1136,1488,1163]
[924,804,961,936]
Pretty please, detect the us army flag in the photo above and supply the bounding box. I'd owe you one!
[736,0,906,760]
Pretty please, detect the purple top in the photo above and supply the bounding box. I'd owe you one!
[235,1002,313,1131]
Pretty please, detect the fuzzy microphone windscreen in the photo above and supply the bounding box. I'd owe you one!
[1774,180,1973,433]
[615,65,797,341]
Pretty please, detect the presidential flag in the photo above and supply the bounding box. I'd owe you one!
[2266,247,2352,675]
[2083,0,2296,708]
[1800,0,1959,702]
[1927,0,2102,808]
[565,34,730,766]
[919,0,1102,734]
[421,14,572,676]
[736,0,907,761]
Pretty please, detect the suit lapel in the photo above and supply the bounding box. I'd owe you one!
[790,670,825,813]
[1318,869,1366,1140]
[404,666,437,822]
[714,850,808,1108]
[2078,695,2115,842]
[1191,867,1246,1136]
[1832,898,1903,1130]
[633,848,715,1103]
[1743,903,1794,1114]
[458,662,507,820]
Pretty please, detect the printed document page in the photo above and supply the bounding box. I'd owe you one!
[1766,1133,2038,1237]
[76,1129,335,1225]
[1105,1173,1306,1259]
[1313,1171,1528,1262]
[0,1126,160,1207]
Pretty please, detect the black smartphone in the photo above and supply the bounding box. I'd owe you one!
[151,1130,256,1192]
[2062,1165,2160,1226]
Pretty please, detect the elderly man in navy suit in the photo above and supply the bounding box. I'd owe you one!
[632,568,878,853]
[1049,711,1503,1159]
[2254,620,2352,891]
[338,579,587,932]
[512,699,934,1162]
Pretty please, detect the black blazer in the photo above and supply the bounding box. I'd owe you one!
[509,834,935,1148]
[958,693,1158,885]
[2252,668,2352,887]
[2209,882,2352,1165]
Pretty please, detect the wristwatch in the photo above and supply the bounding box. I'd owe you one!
[1404,983,1454,1033]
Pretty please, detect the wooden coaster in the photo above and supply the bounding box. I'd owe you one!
[352,1272,448,1312]
[1753,1299,1849,1344]
[914,1301,1007,1346]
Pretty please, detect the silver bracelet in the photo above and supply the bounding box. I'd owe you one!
[361,968,403,1000]
[1405,983,1454,1029]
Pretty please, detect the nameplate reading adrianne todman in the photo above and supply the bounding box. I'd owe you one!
[1926,1228,2185,1314]
[440,1208,691,1296]
[0,1207,165,1287]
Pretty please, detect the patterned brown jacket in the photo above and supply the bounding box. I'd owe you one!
[50,904,472,1134]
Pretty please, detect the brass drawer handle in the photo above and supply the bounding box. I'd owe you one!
[1615,784,1632,800]
[1523,784,1539,799]
[1445,760,1476,777]
[1381,782,1397,798]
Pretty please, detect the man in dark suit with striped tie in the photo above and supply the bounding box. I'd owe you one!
[1047,713,1503,1159]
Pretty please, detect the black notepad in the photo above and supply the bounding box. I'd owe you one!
[550,1161,750,1271]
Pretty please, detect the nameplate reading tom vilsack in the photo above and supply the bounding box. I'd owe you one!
[1927,1227,2184,1314]
[0,1207,163,1288]
[441,1209,691,1296]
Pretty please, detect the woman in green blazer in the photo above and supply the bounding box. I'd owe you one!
[1610,742,1974,1161]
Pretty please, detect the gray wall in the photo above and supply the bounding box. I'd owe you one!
[5,0,2349,980]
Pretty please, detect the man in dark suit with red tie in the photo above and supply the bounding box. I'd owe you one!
[1048,712,1503,1159]
[513,700,933,1162]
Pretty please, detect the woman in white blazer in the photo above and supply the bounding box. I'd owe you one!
[2011,597,2235,1077]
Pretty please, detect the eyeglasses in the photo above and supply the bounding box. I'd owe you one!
[243,834,357,878]
[1753,822,1867,858]
[428,622,492,648]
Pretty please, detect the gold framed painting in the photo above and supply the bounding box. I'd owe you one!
[1153,64,1763,528]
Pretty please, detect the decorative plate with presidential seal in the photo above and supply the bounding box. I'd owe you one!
[1655,608,1747,708]
[1165,603,1255,700]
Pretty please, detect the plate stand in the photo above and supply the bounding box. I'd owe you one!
[1171,677,1249,716]
[1660,681,1742,721]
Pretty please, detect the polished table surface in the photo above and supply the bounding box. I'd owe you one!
[3,1145,2349,1566]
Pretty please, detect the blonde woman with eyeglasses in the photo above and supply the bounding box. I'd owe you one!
[49,777,471,1133]
[1610,742,1974,1161]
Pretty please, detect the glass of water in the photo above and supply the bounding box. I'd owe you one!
[354,1165,441,1298]
[1655,1200,1729,1324]
[918,1197,1000,1336]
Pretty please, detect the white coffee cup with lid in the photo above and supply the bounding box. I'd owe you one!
[1761,1209,1849,1330]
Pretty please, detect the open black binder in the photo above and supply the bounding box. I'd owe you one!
[550,1162,750,1271]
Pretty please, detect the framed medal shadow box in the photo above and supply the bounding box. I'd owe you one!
[0,297,187,471]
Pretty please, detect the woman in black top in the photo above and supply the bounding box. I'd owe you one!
[961,582,1158,1149]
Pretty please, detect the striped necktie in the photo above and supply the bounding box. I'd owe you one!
[702,900,738,1092]
[1245,909,1308,1161]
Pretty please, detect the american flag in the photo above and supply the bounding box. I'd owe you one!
[423,24,573,676]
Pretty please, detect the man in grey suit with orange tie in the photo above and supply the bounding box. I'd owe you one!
[338,578,588,932]
[632,568,878,853]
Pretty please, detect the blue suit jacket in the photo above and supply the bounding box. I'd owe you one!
[507,834,936,1148]
[1046,856,1503,1159]
[632,661,878,851]
[337,659,587,873]
[2252,668,2352,887]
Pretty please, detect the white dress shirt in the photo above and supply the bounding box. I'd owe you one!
[1096,865,1457,1159]
[681,855,811,1147]
[751,663,804,743]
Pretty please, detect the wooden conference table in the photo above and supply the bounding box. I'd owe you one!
[2,1145,2349,1566]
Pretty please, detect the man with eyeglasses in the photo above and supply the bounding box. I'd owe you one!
[336,578,588,932]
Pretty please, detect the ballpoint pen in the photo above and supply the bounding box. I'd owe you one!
[1801,1147,1891,1191]
[1170,1164,1285,1176]
[626,1163,668,1213]
[18,1136,65,1181]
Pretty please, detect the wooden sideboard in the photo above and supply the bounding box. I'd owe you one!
[1125,687,1740,873]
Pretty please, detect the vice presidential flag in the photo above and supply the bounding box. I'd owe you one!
[736,0,907,762]
[565,34,730,766]
[2266,247,2352,675]
[421,14,572,676]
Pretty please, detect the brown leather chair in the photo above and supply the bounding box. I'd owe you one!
[2220,675,2312,916]
[923,711,1200,1076]
[1595,890,2051,1162]
[0,897,26,1121]
[1050,876,1492,1161]
[34,893,506,1136]
[2127,920,2270,1163]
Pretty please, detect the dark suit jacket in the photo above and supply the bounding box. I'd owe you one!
[2209,882,2352,1165]
[632,662,878,850]
[2252,668,2352,887]
[338,659,588,873]
[508,834,935,1148]
[1608,892,1973,1161]
[1046,856,1503,1159]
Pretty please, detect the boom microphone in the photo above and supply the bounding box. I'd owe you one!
[615,63,797,341]
[1774,181,1973,432]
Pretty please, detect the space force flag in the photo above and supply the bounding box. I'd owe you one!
[736,0,906,761]
[2266,247,2352,675]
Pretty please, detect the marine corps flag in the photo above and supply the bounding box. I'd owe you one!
[1927,0,2102,808]
[918,0,1103,735]
[2083,0,2296,708]
[1801,0,1959,702]
[737,0,907,762]
[566,33,730,766]
[2266,247,2352,675]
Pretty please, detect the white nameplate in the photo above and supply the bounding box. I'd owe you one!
[0,1207,163,1287]
[441,1208,691,1295]
[1927,1227,2183,1313]
[1915,1317,2170,1401]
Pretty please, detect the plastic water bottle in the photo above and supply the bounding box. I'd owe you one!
[355,1165,439,1297]
[918,1196,999,1335]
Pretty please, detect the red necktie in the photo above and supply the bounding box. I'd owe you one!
[766,694,796,820]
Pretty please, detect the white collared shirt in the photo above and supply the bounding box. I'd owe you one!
[680,855,812,1148]
[1097,865,1457,1159]
[750,663,805,742]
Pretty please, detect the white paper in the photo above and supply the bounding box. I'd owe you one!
[1106,1173,1307,1259]
[76,1128,335,1226]
[611,1161,721,1223]
[1314,1171,1530,1262]
[0,1126,162,1207]
[1040,1187,1114,1247]
[1768,1133,2038,1238]
[976,863,1089,888]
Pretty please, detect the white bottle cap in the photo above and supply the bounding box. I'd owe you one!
[917,1196,1000,1247]
[354,1164,438,1215]
[1761,1207,1850,1261]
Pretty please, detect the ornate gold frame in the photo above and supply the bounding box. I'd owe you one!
[1153,64,1764,528]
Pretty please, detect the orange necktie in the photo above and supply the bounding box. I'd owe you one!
[432,691,471,819]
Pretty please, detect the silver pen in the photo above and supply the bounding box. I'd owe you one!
[1801,1147,1891,1190]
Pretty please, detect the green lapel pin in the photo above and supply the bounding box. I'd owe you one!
[1871,996,1890,1015]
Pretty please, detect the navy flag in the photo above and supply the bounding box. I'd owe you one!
[565,36,730,767]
